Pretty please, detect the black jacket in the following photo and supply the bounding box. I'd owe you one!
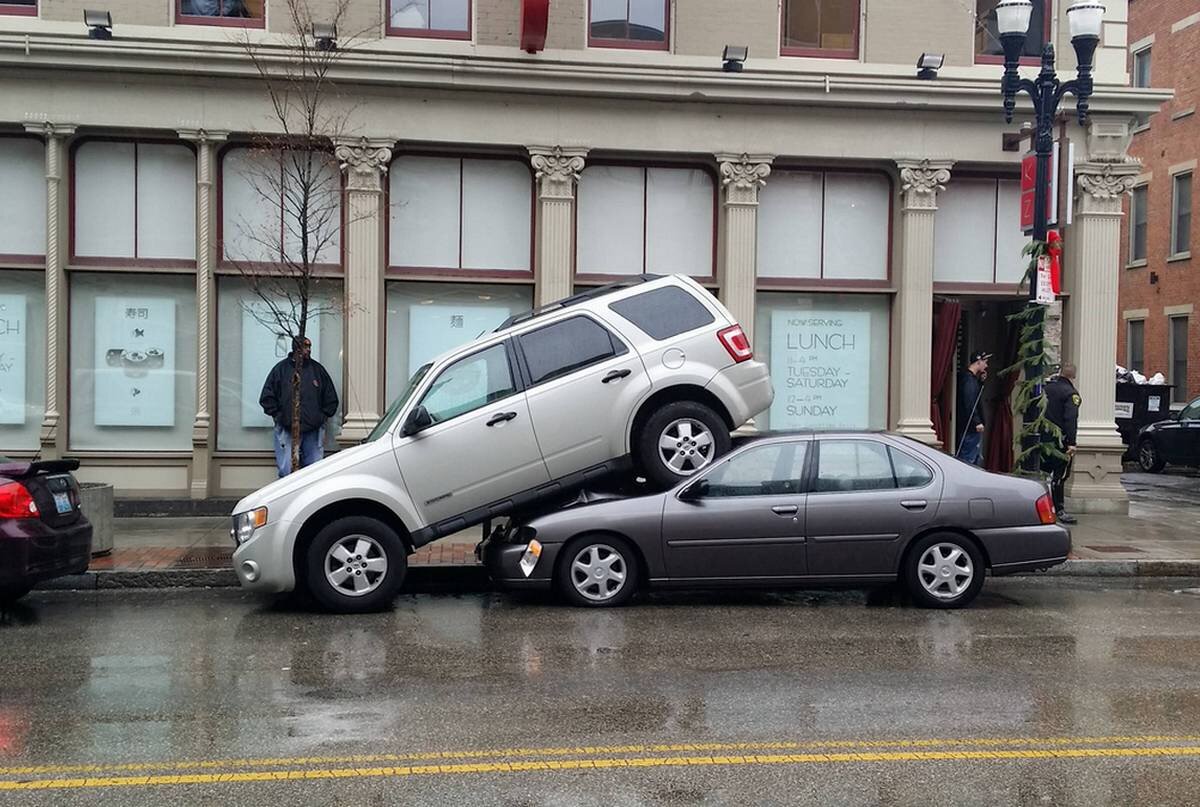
[259,353,339,434]
[957,370,986,432]
[1044,376,1080,447]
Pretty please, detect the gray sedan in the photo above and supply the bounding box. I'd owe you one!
[481,432,1070,609]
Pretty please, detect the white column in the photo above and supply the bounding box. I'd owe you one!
[892,159,953,446]
[23,122,76,459]
[529,146,587,307]
[335,137,393,445]
[178,128,227,499]
[715,153,773,347]
[1063,161,1140,513]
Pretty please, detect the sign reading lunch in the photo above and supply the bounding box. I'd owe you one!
[769,309,870,430]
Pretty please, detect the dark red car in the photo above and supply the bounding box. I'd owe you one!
[0,458,91,604]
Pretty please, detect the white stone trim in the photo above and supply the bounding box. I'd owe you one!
[1128,34,1154,54]
[1172,107,1196,121]
[1167,159,1197,176]
[1171,12,1200,33]
[1122,309,1148,320]
[1164,304,1194,317]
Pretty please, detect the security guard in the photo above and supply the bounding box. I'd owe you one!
[1042,364,1081,524]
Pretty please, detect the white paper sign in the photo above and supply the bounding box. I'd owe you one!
[407,304,510,371]
[1114,401,1134,419]
[94,296,176,427]
[1035,255,1055,305]
[240,301,322,428]
[0,294,27,426]
[769,309,871,430]
[1148,396,1161,413]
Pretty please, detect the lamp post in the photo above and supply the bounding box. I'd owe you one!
[996,0,1104,471]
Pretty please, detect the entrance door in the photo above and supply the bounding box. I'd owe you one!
[661,439,810,580]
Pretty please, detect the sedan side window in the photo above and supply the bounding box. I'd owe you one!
[815,440,896,493]
[419,344,516,424]
[888,447,934,488]
[1180,401,1200,421]
[702,442,807,497]
[518,316,622,386]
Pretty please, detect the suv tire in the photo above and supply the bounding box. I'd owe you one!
[1137,439,1166,473]
[903,533,985,609]
[557,534,640,608]
[304,516,408,613]
[637,401,730,490]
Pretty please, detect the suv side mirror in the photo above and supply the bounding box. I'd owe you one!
[400,405,433,437]
[679,478,709,501]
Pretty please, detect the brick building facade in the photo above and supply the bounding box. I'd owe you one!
[1119,0,1199,407]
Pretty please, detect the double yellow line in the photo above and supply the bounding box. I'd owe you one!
[3,735,1198,792]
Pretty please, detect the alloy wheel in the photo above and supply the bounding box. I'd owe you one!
[324,534,388,597]
[570,544,628,602]
[1139,442,1157,470]
[658,418,716,475]
[917,543,975,601]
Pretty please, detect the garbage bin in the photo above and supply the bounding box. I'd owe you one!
[1115,382,1173,459]
[79,482,114,556]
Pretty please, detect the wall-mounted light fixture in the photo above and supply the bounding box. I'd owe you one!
[84,9,113,40]
[722,45,748,73]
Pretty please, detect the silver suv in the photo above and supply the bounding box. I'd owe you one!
[231,275,773,612]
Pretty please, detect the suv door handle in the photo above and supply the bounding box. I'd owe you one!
[900,500,927,510]
[602,369,632,384]
[486,412,518,427]
[771,505,799,516]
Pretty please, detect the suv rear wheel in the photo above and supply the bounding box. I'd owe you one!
[304,516,408,613]
[636,401,730,489]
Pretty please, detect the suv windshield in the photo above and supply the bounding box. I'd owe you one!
[366,364,431,442]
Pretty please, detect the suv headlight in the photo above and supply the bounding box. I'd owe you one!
[231,507,268,546]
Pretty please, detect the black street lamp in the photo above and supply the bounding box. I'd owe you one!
[996,0,1105,471]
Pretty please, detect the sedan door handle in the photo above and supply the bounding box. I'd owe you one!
[486,412,518,427]
[771,505,799,516]
[900,500,927,510]
[602,369,632,384]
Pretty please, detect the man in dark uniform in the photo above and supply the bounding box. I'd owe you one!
[1043,363,1081,524]
[956,351,990,465]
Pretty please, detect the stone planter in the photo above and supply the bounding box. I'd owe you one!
[80,482,114,557]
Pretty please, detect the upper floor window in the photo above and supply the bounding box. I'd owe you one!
[177,0,264,28]
[933,178,1026,286]
[1172,173,1192,257]
[589,0,669,49]
[388,0,471,40]
[1132,47,1151,88]
[975,0,1048,62]
[73,141,196,264]
[0,138,46,260]
[0,0,36,17]
[1130,184,1149,262]
[781,0,859,59]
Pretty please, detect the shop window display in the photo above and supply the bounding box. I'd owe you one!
[0,272,46,452]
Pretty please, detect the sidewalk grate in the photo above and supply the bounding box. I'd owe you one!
[1084,545,1144,554]
[172,548,234,569]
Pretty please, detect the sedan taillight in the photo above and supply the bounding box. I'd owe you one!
[0,481,39,519]
[718,325,753,363]
[1036,493,1056,525]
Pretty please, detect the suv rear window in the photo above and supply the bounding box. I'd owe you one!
[519,316,623,385]
[608,286,715,341]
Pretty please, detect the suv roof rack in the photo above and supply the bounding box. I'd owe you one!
[494,274,663,331]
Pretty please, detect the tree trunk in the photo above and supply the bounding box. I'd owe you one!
[290,353,302,474]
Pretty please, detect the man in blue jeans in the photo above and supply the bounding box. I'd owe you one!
[956,351,990,466]
[260,336,339,477]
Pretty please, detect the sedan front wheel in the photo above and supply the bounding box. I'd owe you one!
[1137,439,1166,473]
[903,534,985,609]
[557,535,640,608]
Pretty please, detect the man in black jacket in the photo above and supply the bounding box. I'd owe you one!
[260,336,339,477]
[956,351,990,465]
[1042,364,1081,524]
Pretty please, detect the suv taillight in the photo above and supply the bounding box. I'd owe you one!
[718,325,753,363]
[0,481,38,519]
[1036,493,1056,525]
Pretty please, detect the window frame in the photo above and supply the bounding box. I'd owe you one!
[779,0,861,60]
[175,0,266,29]
[0,0,36,17]
[512,313,628,388]
[0,134,46,267]
[387,0,473,41]
[70,138,199,270]
[1169,315,1189,404]
[386,152,535,280]
[1130,183,1149,263]
[974,0,1052,66]
[415,340,522,427]
[587,0,671,51]
[1126,318,1145,374]
[1132,46,1151,88]
[1171,172,1192,258]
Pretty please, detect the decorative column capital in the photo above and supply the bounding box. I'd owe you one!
[529,146,588,200]
[334,137,394,192]
[716,153,773,206]
[1075,161,1140,214]
[177,128,230,146]
[896,159,953,211]
[22,121,77,140]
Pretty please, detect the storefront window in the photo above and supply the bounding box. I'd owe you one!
[0,138,46,260]
[589,0,669,49]
[933,178,1025,285]
[177,1,265,28]
[69,273,197,451]
[780,0,859,58]
[216,277,344,451]
[754,292,889,432]
[385,282,532,403]
[0,271,46,452]
[388,0,471,39]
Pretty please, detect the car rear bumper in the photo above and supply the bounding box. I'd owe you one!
[975,524,1071,575]
[708,360,774,427]
[0,518,92,588]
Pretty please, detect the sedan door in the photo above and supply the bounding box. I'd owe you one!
[393,342,549,530]
[661,440,810,580]
[803,438,940,576]
[1172,400,1200,464]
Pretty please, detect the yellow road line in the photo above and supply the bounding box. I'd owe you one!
[2,745,1199,792]
[2,734,1196,777]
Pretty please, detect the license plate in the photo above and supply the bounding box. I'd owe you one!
[53,492,73,514]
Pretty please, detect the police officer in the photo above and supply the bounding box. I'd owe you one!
[1043,363,1081,524]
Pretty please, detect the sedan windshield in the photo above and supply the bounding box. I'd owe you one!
[365,364,431,442]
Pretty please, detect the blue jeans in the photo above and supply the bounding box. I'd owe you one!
[274,424,324,477]
[958,430,983,466]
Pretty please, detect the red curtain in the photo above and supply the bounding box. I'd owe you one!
[930,301,962,447]
[984,325,1021,473]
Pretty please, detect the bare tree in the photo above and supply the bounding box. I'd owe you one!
[228,0,372,472]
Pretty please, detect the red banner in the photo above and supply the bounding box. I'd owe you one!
[520,0,550,53]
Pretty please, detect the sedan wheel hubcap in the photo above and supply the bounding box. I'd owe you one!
[658,419,715,476]
[570,544,627,602]
[325,534,388,597]
[917,543,974,600]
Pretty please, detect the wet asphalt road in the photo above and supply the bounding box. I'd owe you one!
[2,579,1200,805]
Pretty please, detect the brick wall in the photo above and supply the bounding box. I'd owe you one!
[1118,0,1199,404]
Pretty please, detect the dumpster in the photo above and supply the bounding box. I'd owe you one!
[1115,382,1173,459]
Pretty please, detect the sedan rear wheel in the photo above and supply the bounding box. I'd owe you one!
[1138,439,1166,473]
[557,536,639,608]
[903,534,985,609]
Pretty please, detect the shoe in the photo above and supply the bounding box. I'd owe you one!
[1057,510,1077,525]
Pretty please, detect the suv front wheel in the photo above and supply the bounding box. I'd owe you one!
[304,516,408,613]
[636,401,730,489]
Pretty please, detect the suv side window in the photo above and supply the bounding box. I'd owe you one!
[518,315,623,385]
[608,286,715,341]
[702,442,808,497]
[419,344,516,424]
[815,440,896,493]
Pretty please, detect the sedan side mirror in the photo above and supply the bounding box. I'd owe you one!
[400,405,433,437]
[679,478,709,501]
